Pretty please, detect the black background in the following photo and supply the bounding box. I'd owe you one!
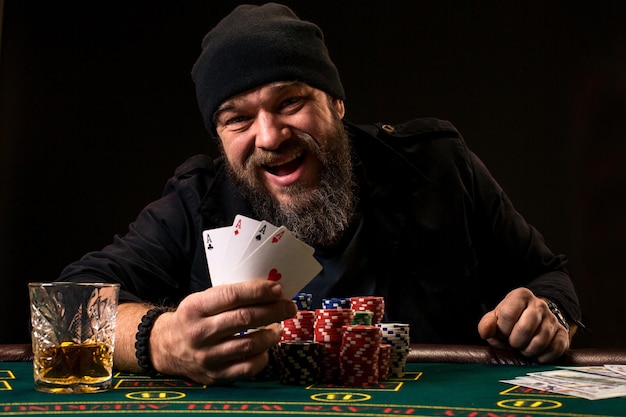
[2,1,625,349]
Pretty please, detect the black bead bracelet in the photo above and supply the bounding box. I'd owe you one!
[135,306,172,376]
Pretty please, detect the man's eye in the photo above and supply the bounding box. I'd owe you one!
[280,96,305,109]
[223,115,248,126]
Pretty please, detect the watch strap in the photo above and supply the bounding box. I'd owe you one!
[545,299,570,332]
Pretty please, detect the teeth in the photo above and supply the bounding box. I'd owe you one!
[265,151,303,168]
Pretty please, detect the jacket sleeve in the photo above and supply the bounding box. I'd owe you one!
[468,150,582,325]
[57,155,215,305]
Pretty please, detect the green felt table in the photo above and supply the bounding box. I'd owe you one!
[1,361,625,416]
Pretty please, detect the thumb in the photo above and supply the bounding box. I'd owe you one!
[477,310,509,349]
[478,310,498,340]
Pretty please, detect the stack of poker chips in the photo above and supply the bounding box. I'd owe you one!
[339,325,382,387]
[378,343,392,381]
[273,293,409,387]
[314,299,355,384]
[376,323,411,377]
[281,310,315,342]
[282,293,315,343]
[350,296,385,324]
[273,341,321,385]
[273,293,317,385]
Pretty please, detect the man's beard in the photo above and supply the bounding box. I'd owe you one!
[224,117,357,247]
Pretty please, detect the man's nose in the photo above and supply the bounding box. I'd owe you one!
[254,111,290,150]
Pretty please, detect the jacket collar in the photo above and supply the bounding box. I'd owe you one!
[345,121,429,203]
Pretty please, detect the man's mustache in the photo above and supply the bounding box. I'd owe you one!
[244,133,323,168]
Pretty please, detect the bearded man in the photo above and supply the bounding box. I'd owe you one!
[58,3,582,385]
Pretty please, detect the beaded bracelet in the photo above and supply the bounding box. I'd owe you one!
[135,306,172,376]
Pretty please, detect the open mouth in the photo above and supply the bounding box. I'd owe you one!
[262,151,305,176]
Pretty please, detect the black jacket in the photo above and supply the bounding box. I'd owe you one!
[59,118,581,344]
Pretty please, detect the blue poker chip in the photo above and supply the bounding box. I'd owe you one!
[292,293,313,311]
[322,297,351,309]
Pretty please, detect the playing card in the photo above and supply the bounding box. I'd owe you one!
[240,220,279,262]
[559,366,626,381]
[227,226,322,298]
[500,377,597,400]
[503,366,626,400]
[605,365,626,378]
[526,369,626,400]
[202,227,232,286]
[221,215,261,275]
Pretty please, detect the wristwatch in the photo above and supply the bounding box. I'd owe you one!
[545,299,570,332]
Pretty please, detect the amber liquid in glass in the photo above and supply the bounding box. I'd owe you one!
[36,341,112,385]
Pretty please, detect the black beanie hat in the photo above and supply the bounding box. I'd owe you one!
[191,3,345,137]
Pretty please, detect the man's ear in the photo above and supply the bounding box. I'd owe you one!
[333,99,346,119]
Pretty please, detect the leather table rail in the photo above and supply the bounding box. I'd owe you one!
[407,343,626,365]
[1,343,624,365]
[0,344,34,362]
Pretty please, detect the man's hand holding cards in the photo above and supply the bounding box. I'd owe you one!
[202,215,322,299]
